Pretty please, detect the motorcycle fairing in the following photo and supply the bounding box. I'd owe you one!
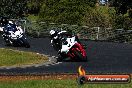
[67,43,87,58]
[61,36,77,53]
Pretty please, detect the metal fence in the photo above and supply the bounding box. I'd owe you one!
[10,19,26,33]
[24,21,116,39]
[10,20,132,43]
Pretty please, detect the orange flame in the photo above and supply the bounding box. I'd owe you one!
[78,66,86,76]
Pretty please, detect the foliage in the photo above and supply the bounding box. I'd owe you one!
[27,0,44,14]
[109,0,132,16]
[108,0,132,29]
[112,14,132,30]
[38,0,97,25]
[0,0,131,33]
[82,6,113,28]
[0,0,27,18]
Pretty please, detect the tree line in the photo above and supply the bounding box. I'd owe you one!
[0,0,132,29]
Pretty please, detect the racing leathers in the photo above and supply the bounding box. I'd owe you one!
[1,23,23,43]
[50,31,62,52]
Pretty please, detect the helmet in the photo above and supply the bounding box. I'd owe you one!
[50,30,55,35]
[0,17,8,26]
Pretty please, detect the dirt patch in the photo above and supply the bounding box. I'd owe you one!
[0,74,131,81]
[0,74,78,81]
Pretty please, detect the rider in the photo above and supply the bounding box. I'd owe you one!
[0,17,17,33]
[50,29,82,52]
[50,29,70,61]
[50,30,62,52]
[0,17,23,35]
[0,17,24,44]
[50,29,84,61]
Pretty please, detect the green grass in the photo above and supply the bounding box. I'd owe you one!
[27,15,39,22]
[0,79,131,88]
[0,48,48,66]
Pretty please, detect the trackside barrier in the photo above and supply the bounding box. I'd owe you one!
[4,20,132,43]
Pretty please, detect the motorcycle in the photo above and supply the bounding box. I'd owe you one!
[1,26,30,48]
[51,31,87,61]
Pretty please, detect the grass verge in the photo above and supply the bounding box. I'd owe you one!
[0,48,48,66]
[0,74,131,88]
[0,79,131,88]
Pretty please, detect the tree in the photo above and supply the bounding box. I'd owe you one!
[38,0,97,25]
[0,0,27,18]
[109,0,132,15]
[27,0,44,14]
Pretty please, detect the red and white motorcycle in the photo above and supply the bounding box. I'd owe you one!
[51,30,87,61]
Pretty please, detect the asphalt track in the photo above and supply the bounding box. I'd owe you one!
[0,36,132,75]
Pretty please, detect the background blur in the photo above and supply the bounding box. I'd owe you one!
[0,0,132,43]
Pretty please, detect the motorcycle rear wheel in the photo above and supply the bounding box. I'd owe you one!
[19,37,30,48]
